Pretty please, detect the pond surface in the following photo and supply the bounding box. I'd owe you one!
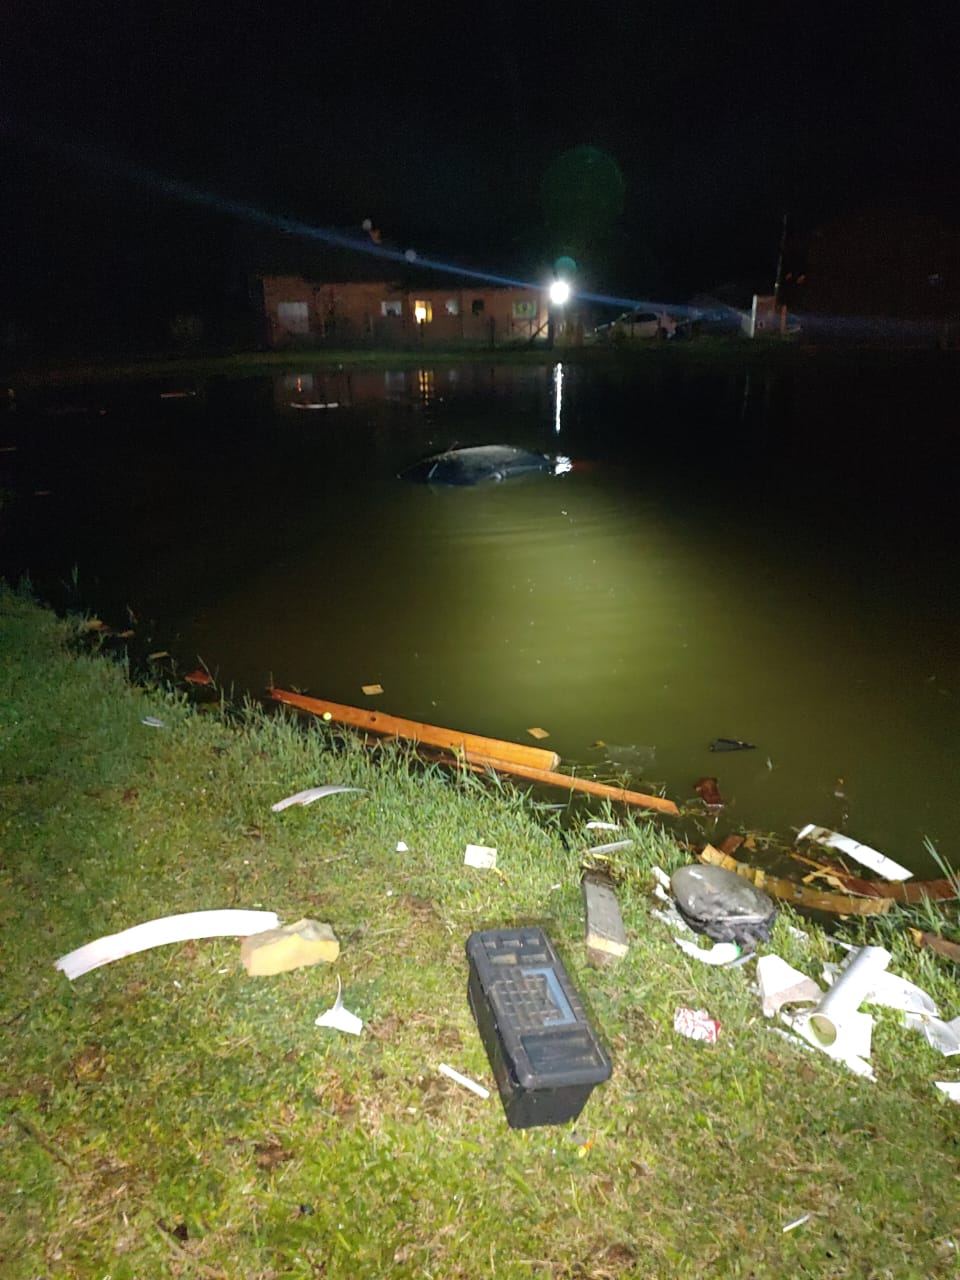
[3,357,958,874]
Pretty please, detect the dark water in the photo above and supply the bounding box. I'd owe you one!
[3,358,958,874]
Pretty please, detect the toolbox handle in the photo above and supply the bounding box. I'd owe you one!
[521,966,577,1026]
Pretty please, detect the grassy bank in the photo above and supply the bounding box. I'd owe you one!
[1,587,958,1279]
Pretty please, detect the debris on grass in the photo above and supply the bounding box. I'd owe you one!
[464,843,498,870]
[270,784,364,812]
[905,1013,960,1056]
[314,975,363,1035]
[184,668,213,686]
[673,1006,721,1043]
[673,936,741,966]
[582,872,629,961]
[782,1214,811,1233]
[796,822,913,881]
[141,715,166,727]
[437,1063,490,1099]
[56,909,280,979]
[756,954,823,1018]
[241,919,340,975]
[935,1081,960,1101]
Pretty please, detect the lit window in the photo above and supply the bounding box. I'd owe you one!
[445,298,459,315]
[414,300,433,324]
[513,299,536,319]
[277,301,309,333]
[471,298,484,315]
[381,300,402,317]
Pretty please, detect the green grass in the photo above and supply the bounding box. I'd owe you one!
[1,585,959,1279]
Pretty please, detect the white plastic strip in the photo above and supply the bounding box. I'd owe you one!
[797,824,913,881]
[56,909,280,979]
[314,975,363,1035]
[438,1063,490,1099]
[271,784,363,812]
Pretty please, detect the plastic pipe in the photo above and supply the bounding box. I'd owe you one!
[808,945,891,1046]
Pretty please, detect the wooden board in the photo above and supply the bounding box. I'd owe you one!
[582,875,629,958]
[463,752,680,815]
[268,688,560,771]
[698,844,893,915]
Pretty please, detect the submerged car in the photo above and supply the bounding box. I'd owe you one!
[399,444,572,486]
[593,310,677,341]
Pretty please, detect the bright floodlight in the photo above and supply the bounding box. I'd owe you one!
[549,279,571,306]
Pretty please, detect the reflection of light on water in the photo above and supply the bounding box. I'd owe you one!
[418,369,435,404]
[553,361,564,433]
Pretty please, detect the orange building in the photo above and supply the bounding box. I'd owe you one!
[259,274,549,349]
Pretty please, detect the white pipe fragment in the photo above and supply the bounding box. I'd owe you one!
[796,824,913,881]
[55,909,280,979]
[271,784,363,812]
[821,963,938,1017]
[438,1063,490,1099]
[807,946,891,1046]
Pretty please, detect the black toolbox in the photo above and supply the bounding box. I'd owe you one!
[465,927,611,1129]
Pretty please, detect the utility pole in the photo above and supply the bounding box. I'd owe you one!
[773,211,789,307]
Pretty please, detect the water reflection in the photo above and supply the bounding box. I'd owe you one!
[3,361,958,871]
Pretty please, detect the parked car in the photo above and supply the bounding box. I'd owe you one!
[593,310,677,341]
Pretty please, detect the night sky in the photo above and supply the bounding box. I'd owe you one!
[4,1,960,345]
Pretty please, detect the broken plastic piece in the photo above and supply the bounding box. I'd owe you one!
[56,909,280,979]
[935,1081,960,1102]
[674,937,741,966]
[585,821,619,831]
[780,1007,876,1079]
[271,784,364,812]
[796,824,913,882]
[438,1063,490,1099]
[314,976,363,1035]
[756,954,823,1018]
[782,1214,811,1234]
[584,839,634,857]
[904,1013,960,1056]
[464,843,497,870]
[141,716,166,728]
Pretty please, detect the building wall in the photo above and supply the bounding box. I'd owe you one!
[260,276,548,348]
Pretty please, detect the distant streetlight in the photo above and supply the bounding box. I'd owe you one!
[549,279,571,306]
[547,278,571,349]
